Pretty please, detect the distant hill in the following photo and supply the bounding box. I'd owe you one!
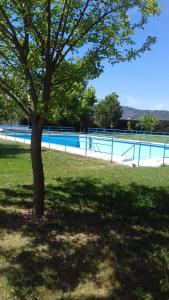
[122,106,169,120]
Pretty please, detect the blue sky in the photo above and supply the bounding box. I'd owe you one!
[91,0,169,110]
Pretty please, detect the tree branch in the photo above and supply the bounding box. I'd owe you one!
[13,0,46,58]
[52,0,90,63]
[54,1,114,66]
[0,4,22,51]
[52,0,68,59]
[0,49,21,73]
[1,5,40,105]
[62,0,90,45]
[46,0,51,57]
[0,78,32,116]
[0,22,16,47]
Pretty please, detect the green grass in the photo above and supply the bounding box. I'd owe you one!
[93,132,169,144]
[113,133,169,143]
[0,139,169,300]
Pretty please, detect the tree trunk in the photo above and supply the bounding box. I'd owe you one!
[31,115,44,219]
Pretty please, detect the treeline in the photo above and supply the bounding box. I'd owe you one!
[21,91,123,131]
[117,119,169,132]
[2,86,169,132]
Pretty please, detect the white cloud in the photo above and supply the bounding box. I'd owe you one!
[153,103,167,110]
[122,96,137,107]
[121,95,169,111]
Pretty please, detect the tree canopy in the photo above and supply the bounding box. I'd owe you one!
[0,0,160,120]
[54,84,97,126]
[94,92,122,128]
[49,68,97,126]
[138,114,159,131]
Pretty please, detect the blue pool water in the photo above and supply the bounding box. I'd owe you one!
[88,136,169,161]
[6,133,169,162]
[8,134,80,147]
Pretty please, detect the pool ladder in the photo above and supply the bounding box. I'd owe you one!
[163,142,169,165]
[121,144,135,160]
[92,143,101,152]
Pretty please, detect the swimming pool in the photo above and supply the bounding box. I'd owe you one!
[4,133,169,164]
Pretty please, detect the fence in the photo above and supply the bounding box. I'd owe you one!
[0,124,75,133]
[88,127,169,137]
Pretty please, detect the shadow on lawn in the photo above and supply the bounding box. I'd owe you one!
[0,142,30,159]
[0,177,169,299]
[0,184,33,209]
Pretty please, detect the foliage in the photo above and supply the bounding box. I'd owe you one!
[0,93,25,122]
[0,0,160,120]
[50,82,97,126]
[138,114,160,131]
[78,86,97,126]
[94,92,122,127]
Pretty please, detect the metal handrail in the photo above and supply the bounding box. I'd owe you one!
[88,127,169,136]
[121,144,135,156]
[92,143,101,152]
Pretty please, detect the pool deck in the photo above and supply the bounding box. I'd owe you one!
[0,134,168,167]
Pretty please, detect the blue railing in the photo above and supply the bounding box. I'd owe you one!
[42,126,75,132]
[0,124,75,133]
[88,127,169,136]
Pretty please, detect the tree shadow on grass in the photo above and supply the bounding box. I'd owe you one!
[0,178,169,299]
[0,142,31,159]
[0,184,33,209]
[46,177,169,229]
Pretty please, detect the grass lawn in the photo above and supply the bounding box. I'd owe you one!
[94,133,169,144]
[0,139,169,300]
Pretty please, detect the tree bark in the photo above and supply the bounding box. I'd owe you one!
[31,114,44,219]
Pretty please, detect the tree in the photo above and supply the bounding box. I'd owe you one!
[0,0,160,218]
[78,86,97,127]
[94,92,122,128]
[48,60,100,124]
[50,81,97,127]
[138,114,159,131]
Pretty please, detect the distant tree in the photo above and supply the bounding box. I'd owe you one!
[50,81,97,126]
[138,114,159,131]
[78,87,97,127]
[94,92,122,128]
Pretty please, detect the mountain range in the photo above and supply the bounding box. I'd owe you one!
[122,106,169,120]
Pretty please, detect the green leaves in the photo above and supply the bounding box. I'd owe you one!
[94,92,122,128]
[0,0,160,121]
[138,114,160,131]
[0,92,25,121]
